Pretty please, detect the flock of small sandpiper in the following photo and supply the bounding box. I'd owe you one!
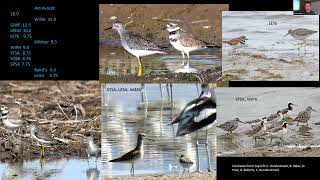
[216,103,318,144]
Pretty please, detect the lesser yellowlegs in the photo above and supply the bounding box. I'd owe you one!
[284,28,317,50]
[30,124,60,157]
[105,22,166,76]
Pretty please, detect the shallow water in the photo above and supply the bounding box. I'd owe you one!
[101,84,216,178]
[222,11,319,81]
[0,158,101,180]
[99,47,221,76]
[215,88,320,155]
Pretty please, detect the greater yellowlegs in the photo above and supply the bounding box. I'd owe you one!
[294,106,316,126]
[171,84,216,172]
[0,106,29,132]
[105,22,166,76]
[109,133,154,176]
[30,124,60,157]
[165,23,220,66]
[263,122,288,144]
[86,136,99,162]
[284,28,317,50]
[216,118,244,134]
[179,154,193,174]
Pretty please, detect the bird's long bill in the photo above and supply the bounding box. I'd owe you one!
[283,32,289,37]
[105,27,112,30]
[311,108,317,112]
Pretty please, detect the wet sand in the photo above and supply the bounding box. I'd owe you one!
[0,81,101,160]
[105,172,216,180]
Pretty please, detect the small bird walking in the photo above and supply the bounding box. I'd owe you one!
[179,154,193,174]
[109,133,154,176]
[30,124,61,157]
[294,106,316,126]
[223,35,248,55]
[105,22,166,76]
[216,118,244,134]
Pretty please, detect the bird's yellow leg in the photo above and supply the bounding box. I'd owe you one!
[138,58,143,76]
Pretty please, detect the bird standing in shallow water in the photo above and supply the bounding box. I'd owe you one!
[294,106,316,126]
[86,136,99,164]
[105,22,166,76]
[171,84,216,172]
[109,133,154,176]
[179,154,193,174]
[216,118,244,134]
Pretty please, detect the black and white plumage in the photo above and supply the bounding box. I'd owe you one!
[263,122,288,144]
[171,84,217,136]
[171,84,216,172]
[0,106,30,132]
[279,103,295,117]
[165,23,221,66]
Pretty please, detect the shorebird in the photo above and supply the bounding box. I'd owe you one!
[86,136,99,162]
[165,23,220,66]
[105,22,166,76]
[216,118,244,134]
[294,106,316,126]
[170,84,216,172]
[280,103,296,118]
[263,122,288,144]
[222,35,248,54]
[109,133,154,176]
[0,106,30,133]
[30,124,60,157]
[267,111,283,122]
[284,28,317,49]
[246,118,267,143]
[179,154,193,174]
[244,117,266,125]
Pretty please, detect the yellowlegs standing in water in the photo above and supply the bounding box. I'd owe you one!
[263,122,288,144]
[171,84,216,172]
[30,124,60,157]
[284,28,317,50]
[222,35,248,54]
[86,136,99,163]
[165,23,221,66]
[216,118,244,134]
[179,154,193,174]
[245,118,267,143]
[294,106,316,126]
[0,106,30,133]
[109,133,154,176]
[105,22,166,76]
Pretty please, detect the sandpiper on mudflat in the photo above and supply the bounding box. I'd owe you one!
[0,106,30,133]
[30,124,60,157]
[105,22,166,76]
[294,106,316,126]
[246,118,267,143]
[86,136,99,162]
[179,154,193,174]
[171,84,216,172]
[165,23,220,66]
[109,133,154,176]
[216,118,244,134]
[284,28,317,49]
[263,122,288,144]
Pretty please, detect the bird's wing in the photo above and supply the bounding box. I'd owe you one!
[178,31,207,48]
[125,32,162,51]
[180,156,193,164]
[171,97,207,124]
[280,108,289,114]
[267,113,277,121]
[294,111,307,121]
[245,119,262,124]
[217,121,234,129]
[34,128,55,142]
[269,126,283,133]
[295,29,317,36]
[246,125,262,136]
[176,98,216,136]
[110,149,140,162]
